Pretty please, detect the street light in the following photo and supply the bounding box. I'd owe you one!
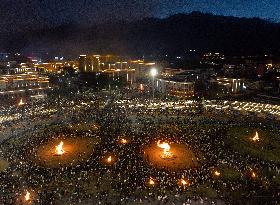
[150,68,157,100]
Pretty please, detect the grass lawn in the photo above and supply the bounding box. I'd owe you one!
[189,184,217,198]
[227,126,280,163]
[216,164,241,181]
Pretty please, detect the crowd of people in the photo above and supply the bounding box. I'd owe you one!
[0,92,279,205]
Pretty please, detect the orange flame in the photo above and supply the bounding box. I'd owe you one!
[251,171,256,178]
[55,141,65,155]
[120,138,128,144]
[18,98,24,106]
[25,191,31,201]
[148,178,155,185]
[179,177,189,187]
[214,170,221,176]
[252,131,259,142]
[157,140,173,158]
[139,84,144,91]
[107,156,112,163]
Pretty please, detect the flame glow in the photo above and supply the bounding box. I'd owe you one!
[157,140,173,158]
[25,191,31,201]
[214,171,221,176]
[251,171,256,178]
[55,141,65,155]
[18,98,24,106]
[252,131,260,142]
[149,178,155,185]
[120,138,128,144]
[107,156,112,163]
[179,178,189,187]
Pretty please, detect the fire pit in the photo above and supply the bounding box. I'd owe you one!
[251,131,260,142]
[35,137,98,168]
[102,154,117,165]
[157,140,173,159]
[143,141,198,171]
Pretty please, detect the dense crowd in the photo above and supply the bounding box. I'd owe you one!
[0,93,280,205]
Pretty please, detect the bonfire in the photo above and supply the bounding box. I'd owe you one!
[252,131,260,142]
[157,140,173,158]
[55,141,65,155]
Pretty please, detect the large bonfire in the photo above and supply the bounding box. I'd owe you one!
[55,141,65,155]
[157,140,173,159]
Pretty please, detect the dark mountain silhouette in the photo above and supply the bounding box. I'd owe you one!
[3,11,280,57]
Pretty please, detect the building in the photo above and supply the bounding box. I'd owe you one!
[78,54,126,72]
[154,68,197,98]
[77,54,158,87]
[79,55,88,72]
[129,60,157,80]
[160,68,185,77]
[155,78,195,98]
[215,77,244,94]
[201,52,225,65]
[0,73,51,97]
[35,61,77,73]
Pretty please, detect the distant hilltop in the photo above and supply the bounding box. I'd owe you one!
[2,11,280,57]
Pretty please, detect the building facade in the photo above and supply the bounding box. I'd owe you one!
[155,78,195,98]
[0,74,50,97]
[216,77,244,94]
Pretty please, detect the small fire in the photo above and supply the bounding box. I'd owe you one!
[179,177,189,187]
[55,141,65,155]
[252,131,259,142]
[214,170,221,176]
[120,138,128,144]
[139,84,144,91]
[92,124,99,130]
[107,156,112,163]
[251,171,256,178]
[18,98,24,106]
[148,178,155,185]
[25,191,31,201]
[157,140,173,158]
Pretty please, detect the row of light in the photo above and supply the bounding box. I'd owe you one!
[116,99,280,118]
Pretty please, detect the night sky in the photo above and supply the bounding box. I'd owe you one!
[0,0,279,34]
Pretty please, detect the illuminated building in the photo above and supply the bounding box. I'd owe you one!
[155,78,195,98]
[216,78,244,94]
[76,54,159,88]
[160,68,185,77]
[201,52,225,65]
[35,61,77,73]
[0,74,50,97]
[77,54,157,74]
[78,54,125,72]
[128,60,156,79]
[79,55,88,72]
[151,68,198,98]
